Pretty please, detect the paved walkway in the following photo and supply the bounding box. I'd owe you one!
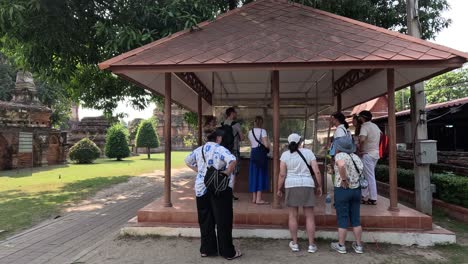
[0,169,193,264]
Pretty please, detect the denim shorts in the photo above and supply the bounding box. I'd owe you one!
[334,187,361,228]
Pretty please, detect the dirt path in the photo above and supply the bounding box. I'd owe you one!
[76,236,449,264]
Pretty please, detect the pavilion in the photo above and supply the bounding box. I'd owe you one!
[99,0,468,245]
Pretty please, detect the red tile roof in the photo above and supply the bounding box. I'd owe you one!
[100,0,468,70]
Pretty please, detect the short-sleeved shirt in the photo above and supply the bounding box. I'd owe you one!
[223,119,242,151]
[334,124,348,138]
[359,121,381,160]
[248,128,268,148]
[280,148,316,188]
[184,142,236,197]
[334,152,364,189]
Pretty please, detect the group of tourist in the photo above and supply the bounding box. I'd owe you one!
[184,107,382,260]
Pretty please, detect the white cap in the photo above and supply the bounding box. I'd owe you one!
[287,133,301,144]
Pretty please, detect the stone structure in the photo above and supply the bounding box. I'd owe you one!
[67,116,110,154]
[0,71,67,170]
[148,105,193,152]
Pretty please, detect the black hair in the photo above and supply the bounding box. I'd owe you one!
[288,142,299,153]
[206,129,218,142]
[332,112,349,129]
[225,107,236,117]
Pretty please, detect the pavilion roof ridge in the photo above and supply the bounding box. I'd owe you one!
[290,0,468,59]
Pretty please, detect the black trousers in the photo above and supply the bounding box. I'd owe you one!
[196,187,236,258]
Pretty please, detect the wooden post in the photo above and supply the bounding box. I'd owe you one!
[272,70,281,209]
[387,68,399,211]
[164,73,172,207]
[337,93,342,112]
[198,95,203,146]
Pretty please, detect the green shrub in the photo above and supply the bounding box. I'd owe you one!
[376,164,414,190]
[105,123,130,161]
[135,119,160,159]
[376,164,468,208]
[432,174,468,208]
[69,138,101,164]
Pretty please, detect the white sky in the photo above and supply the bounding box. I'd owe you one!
[79,0,468,122]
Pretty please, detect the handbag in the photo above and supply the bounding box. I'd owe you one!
[297,150,320,188]
[347,153,368,189]
[251,129,269,165]
[202,145,230,195]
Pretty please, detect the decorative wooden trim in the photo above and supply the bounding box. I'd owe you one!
[333,69,381,95]
[175,72,213,105]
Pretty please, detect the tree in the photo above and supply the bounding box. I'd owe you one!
[0,0,451,115]
[135,119,160,159]
[105,123,130,161]
[128,118,144,142]
[0,54,15,101]
[425,68,468,104]
[69,138,101,164]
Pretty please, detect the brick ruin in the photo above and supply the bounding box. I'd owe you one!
[0,71,67,170]
[67,114,110,155]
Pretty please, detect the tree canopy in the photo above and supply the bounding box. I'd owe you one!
[395,68,468,112]
[0,0,451,114]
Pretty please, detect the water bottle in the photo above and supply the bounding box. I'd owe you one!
[325,193,332,215]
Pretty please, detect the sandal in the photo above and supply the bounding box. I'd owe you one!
[361,199,368,204]
[368,199,377,205]
[227,250,242,260]
[255,201,270,205]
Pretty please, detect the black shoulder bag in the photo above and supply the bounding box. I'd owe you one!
[297,150,320,188]
[202,145,230,195]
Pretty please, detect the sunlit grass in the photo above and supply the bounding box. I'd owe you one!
[0,152,189,239]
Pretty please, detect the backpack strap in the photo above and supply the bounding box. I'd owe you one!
[297,150,320,188]
[201,145,206,163]
[251,128,266,148]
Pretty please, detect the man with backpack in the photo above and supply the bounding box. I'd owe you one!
[357,111,381,205]
[221,107,244,200]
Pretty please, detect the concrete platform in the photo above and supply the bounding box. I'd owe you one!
[137,180,433,231]
[123,180,456,246]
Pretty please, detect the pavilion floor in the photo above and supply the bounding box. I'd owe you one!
[135,179,433,231]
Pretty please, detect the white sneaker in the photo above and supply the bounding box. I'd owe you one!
[308,244,318,253]
[330,242,347,254]
[352,242,364,254]
[289,241,299,252]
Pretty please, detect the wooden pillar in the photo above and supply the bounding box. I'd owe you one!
[272,70,281,209]
[197,95,203,146]
[337,93,342,112]
[164,73,172,207]
[387,68,399,211]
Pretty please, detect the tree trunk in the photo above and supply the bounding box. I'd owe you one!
[147,147,151,159]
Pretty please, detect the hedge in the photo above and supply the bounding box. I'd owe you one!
[375,164,468,208]
[69,138,101,164]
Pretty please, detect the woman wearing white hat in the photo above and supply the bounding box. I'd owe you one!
[277,133,322,253]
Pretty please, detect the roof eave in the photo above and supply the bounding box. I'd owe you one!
[107,57,467,73]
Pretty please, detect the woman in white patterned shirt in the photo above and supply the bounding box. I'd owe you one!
[330,136,365,255]
[185,128,242,260]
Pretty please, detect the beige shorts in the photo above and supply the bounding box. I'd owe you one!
[285,187,316,207]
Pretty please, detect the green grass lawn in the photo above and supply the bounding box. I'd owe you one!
[0,152,189,239]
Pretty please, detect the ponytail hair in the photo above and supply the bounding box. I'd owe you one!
[332,112,349,129]
[288,142,299,153]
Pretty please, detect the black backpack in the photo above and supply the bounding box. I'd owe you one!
[220,121,237,152]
